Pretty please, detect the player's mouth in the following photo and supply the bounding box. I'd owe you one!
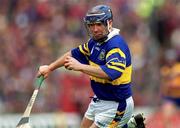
[93,33,103,39]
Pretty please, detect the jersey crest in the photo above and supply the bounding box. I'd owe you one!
[98,49,106,61]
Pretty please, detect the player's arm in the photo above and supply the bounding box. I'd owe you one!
[64,56,110,79]
[81,65,110,79]
[38,40,90,78]
[49,51,71,71]
[100,48,127,80]
[38,51,71,78]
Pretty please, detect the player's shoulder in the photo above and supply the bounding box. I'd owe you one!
[87,38,96,45]
[84,38,96,50]
[106,35,129,50]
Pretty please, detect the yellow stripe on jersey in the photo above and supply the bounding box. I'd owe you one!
[79,45,86,55]
[79,44,90,56]
[89,60,99,67]
[89,61,132,85]
[106,48,126,59]
[107,64,124,72]
[89,61,110,84]
[111,65,132,85]
[84,43,90,53]
[110,62,126,68]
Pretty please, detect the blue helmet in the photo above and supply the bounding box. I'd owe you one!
[84,5,113,26]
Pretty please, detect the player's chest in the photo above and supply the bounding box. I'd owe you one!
[89,43,107,64]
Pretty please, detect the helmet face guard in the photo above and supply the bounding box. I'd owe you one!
[84,21,109,42]
[85,13,108,26]
[84,5,113,42]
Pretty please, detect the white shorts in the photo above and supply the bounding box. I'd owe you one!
[84,96,134,128]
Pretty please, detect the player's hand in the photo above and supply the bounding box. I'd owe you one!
[64,56,82,71]
[37,65,51,78]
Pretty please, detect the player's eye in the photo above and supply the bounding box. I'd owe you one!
[87,24,94,27]
[96,23,102,26]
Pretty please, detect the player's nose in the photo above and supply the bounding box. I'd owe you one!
[93,24,99,32]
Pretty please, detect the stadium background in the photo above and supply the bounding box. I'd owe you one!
[0,0,179,127]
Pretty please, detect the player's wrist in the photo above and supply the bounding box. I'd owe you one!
[48,64,54,72]
[79,64,86,72]
[79,64,85,72]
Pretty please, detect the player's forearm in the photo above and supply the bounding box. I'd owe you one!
[49,51,71,71]
[80,64,110,79]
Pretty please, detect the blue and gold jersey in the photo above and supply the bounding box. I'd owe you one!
[71,29,132,101]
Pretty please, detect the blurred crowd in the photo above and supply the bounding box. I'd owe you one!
[0,0,179,125]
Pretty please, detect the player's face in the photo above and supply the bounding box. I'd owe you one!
[87,22,108,41]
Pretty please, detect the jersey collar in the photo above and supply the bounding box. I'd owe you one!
[105,28,120,42]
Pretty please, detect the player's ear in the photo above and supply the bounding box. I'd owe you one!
[109,20,113,26]
[107,20,113,31]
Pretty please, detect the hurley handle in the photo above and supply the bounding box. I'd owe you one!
[37,75,44,89]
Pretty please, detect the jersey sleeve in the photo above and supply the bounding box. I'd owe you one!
[100,48,126,80]
[71,42,90,64]
[78,42,90,56]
